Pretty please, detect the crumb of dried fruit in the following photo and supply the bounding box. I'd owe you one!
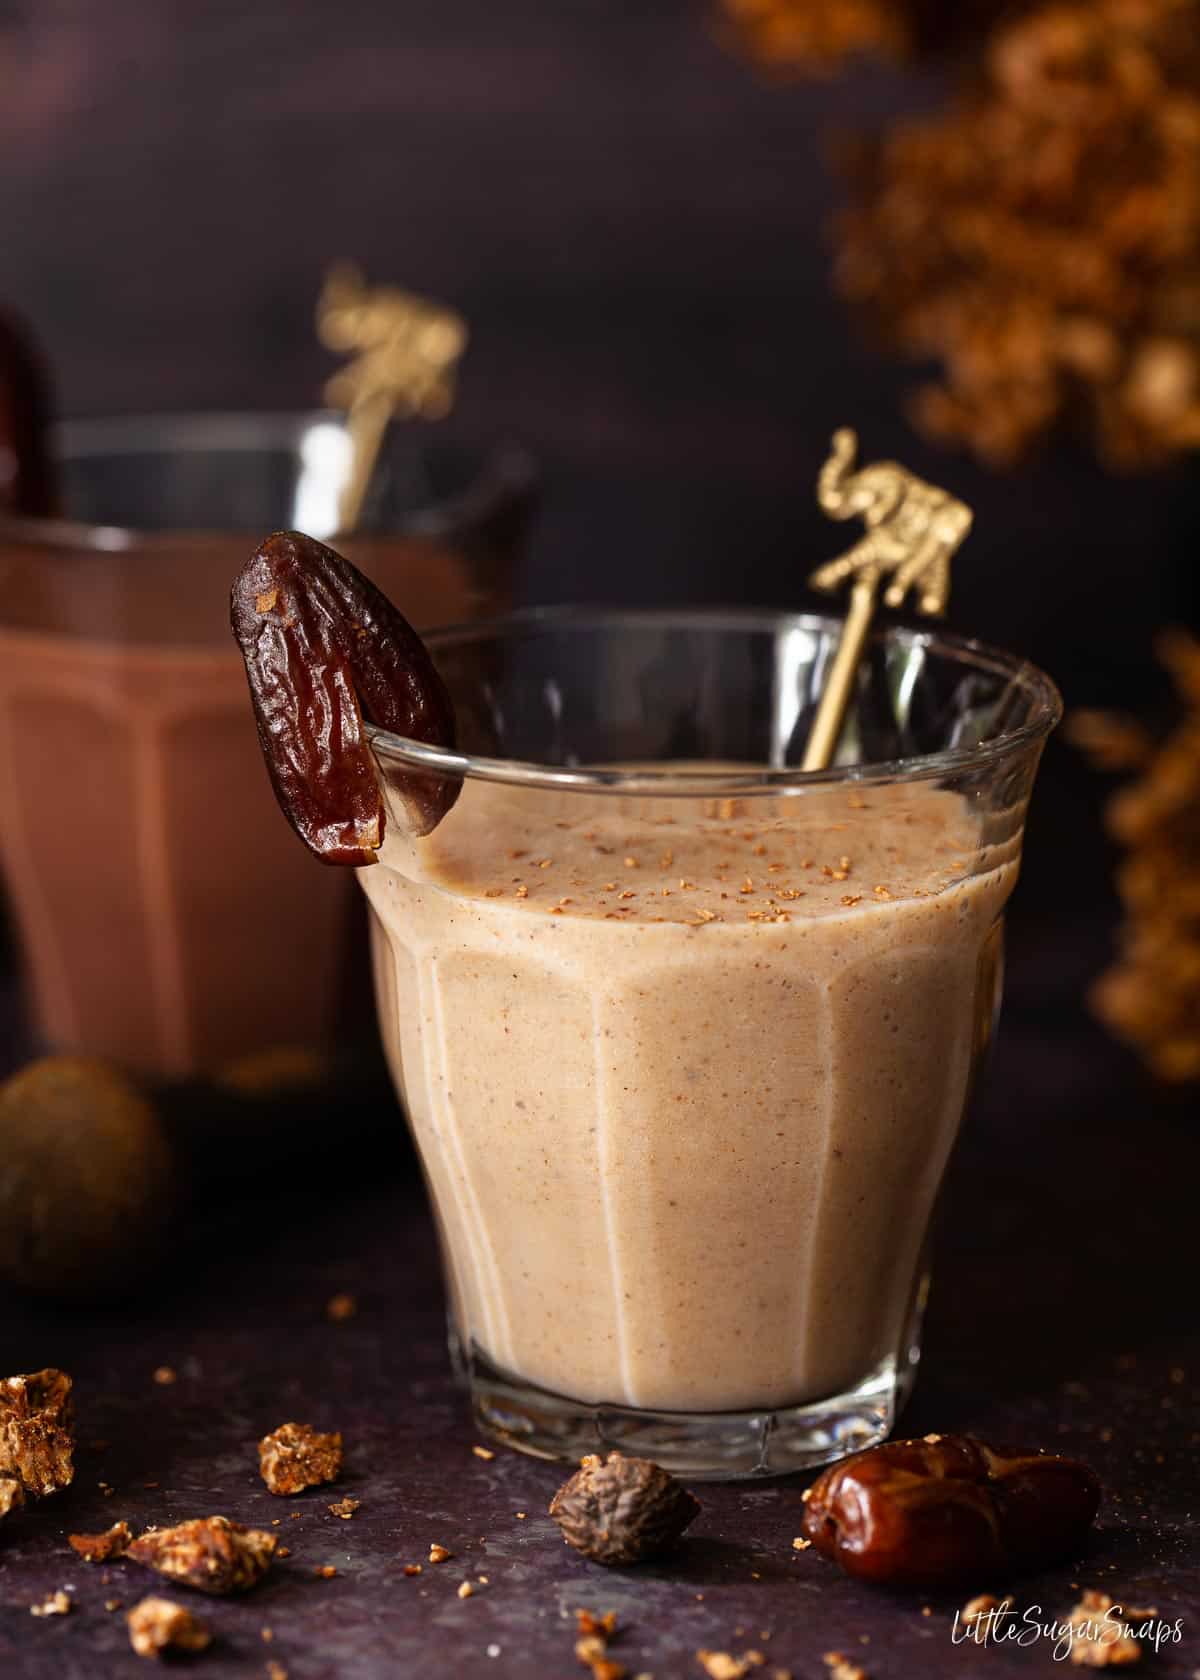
[105,1598,123,1612]
[328,1496,360,1519]
[152,1366,176,1385]
[315,1564,338,1579]
[267,1663,288,1680]
[962,1593,1013,1626]
[696,1653,765,1679]
[0,1368,74,1496]
[590,1661,627,1680]
[404,1563,422,1576]
[258,1422,343,1496]
[578,1635,608,1664]
[30,1588,71,1617]
[472,1444,495,1460]
[551,1452,701,1566]
[0,1475,24,1517]
[70,1520,133,1561]
[1065,1592,1156,1667]
[127,1515,277,1595]
[127,1595,211,1658]
[458,1581,474,1599]
[791,1535,811,1550]
[429,1543,452,1563]
[326,1292,357,1322]
[824,1655,868,1680]
[276,1545,290,1558]
[577,1609,619,1637]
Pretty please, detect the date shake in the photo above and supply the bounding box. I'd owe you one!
[362,777,1013,1416]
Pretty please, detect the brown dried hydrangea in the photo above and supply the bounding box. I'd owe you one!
[836,0,1200,468]
[0,1369,74,1497]
[718,0,1019,71]
[127,1596,212,1658]
[1071,631,1200,1082]
[258,1421,343,1496]
[127,1516,277,1595]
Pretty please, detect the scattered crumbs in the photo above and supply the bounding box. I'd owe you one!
[152,1366,177,1386]
[824,1655,868,1680]
[105,1598,123,1612]
[277,1546,291,1558]
[515,1511,527,1520]
[69,1520,134,1562]
[472,1445,495,1461]
[271,1519,282,1527]
[577,1609,619,1638]
[962,1594,1013,1627]
[429,1544,453,1563]
[1065,1591,1157,1667]
[30,1590,71,1617]
[873,885,892,899]
[537,858,553,869]
[404,1564,423,1577]
[688,907,718,925]
[478,1575,489,1584]
[696,1652,765,1679]
[328,1497,360,1520]
[314,1565,337,1579]
[840,895,863,907]
[791,1536,812,1551]
[619,889,636,900]
[458,1581,475,1600]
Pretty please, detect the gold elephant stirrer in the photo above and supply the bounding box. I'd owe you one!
[317,264,469,536]
[802,428,975,772]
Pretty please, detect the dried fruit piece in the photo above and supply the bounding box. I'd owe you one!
[0,1476,23,1517]
[549,1451,701,1565]
[328,1496,360,1519]
[69,1520,133,1561]
[0,1368,74,1496]
[802,1433,1100,1586]
[231,530,459,863]
[127,1596,212,1658]
[1065,1592,1157,1667]
[30,1589,71,1616]
[127,1515,277,1595]
[258,1421,343,1496]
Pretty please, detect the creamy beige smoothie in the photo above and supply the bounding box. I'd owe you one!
[362,776,1012,1415]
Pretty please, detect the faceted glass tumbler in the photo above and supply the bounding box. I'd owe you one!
[362,607,1060,1479]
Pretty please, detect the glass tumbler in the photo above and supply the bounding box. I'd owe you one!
[360,607,1060,1478]
[0,413,534,1077]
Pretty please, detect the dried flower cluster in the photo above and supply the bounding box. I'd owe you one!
[836,0,1200,467]
[1071,632,1200,1081]
[718,0,1017,70]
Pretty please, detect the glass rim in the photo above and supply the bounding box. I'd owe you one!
[367,604,1063,795]
[0,411,537,552]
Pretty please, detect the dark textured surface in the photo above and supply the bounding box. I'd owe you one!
[1,926,1197,1679]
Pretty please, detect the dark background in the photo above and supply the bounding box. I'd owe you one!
[2,0,1195,943]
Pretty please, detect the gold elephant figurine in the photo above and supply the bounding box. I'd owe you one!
[810,428,972,617]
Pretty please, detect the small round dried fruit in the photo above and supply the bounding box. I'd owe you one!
[230,530,459,864]
[549,1451,701,1566]
[0,1057,173,1298]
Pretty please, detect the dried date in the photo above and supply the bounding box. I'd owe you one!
[0,308,56,517]
[549,1451,701,1565]
[802,1433,1100,1587]
[230,530,459,864]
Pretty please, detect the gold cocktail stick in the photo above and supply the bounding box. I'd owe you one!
[801,428,974,773]
[317,263,468,536]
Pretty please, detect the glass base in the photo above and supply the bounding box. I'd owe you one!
[466,1344,915,1481]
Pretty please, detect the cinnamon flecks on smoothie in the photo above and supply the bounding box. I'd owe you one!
[361,777,1014,1413]
[230,531,459,863]
[258,1422,343,1495]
